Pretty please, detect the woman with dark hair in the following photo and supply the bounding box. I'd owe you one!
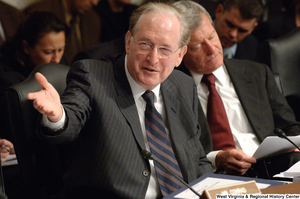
[0,10,67,141]
[0,10,67,72]
[0,11,67,199]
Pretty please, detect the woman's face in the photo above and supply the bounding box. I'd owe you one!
[23,31,66,68]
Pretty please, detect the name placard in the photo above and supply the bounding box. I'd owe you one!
[201,180,261,199]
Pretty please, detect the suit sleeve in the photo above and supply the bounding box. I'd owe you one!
[38,60,93,144]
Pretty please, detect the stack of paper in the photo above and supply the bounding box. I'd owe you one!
[283,160,300,177]
[252,135,300,160]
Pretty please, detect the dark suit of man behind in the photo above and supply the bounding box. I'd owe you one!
[234,34,259,61]
[28,3,212,198]
[180,58,300,151]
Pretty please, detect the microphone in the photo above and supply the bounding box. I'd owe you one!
[141,150,201,198]
[274,128,300,151]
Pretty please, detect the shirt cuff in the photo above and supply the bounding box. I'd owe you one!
[42,106,66,131]
[206,150,220,172]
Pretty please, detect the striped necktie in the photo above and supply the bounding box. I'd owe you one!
[142,91,184,196]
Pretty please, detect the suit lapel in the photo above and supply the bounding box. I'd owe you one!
[160,80,182,152]
[225,59,262,136]
[113,55,146,150]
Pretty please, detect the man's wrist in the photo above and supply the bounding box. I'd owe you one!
[42,105,66,131]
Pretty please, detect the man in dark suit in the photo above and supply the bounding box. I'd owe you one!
[24,0,101,65]
[28,2,212,198]
[0,1,23,47]
[213,0,263,61]
[174,0,300,179]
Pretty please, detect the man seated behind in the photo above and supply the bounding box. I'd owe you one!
[174,0,300,179]
[213,0,263,61]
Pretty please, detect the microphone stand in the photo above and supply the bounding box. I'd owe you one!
[274,128,300,151]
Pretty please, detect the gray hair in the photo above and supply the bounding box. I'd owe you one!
[129,2,191,47]
[172,0,213,32]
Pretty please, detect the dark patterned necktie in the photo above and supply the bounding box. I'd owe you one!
[142,91,184,196]
[202,74,236,150]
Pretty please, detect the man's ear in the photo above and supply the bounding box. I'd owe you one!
[175,46,187,67]
[125,31,131,54]
[215,4,224,19]
[250,22,258,33]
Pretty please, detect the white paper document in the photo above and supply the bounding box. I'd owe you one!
[252,135,300,160]
[2,154,18,166]
[282,160,300,177]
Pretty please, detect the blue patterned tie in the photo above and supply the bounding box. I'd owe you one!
[142,91,184,196]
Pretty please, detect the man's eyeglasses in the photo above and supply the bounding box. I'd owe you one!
[131,33,181,58]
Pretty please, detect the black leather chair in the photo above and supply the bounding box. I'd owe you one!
[6,63,69,199]
[258,27,300,121]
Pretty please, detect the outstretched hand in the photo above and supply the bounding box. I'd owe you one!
[27,72,63,123]
[215,149,257,176]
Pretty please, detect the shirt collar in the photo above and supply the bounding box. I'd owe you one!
[190,64,228,86]
[124,55,161,103]
[213,64,228,86]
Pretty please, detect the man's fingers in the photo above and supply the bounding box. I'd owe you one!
[28,72,54,100]
[35,72,50,89]
[217,149,256,175]
[233,149,257,164]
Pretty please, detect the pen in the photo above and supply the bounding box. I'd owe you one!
[1,145,10,152]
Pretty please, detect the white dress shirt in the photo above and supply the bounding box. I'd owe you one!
[190,65,260,169]
[43,56,164,198]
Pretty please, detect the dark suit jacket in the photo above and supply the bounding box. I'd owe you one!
[234,34,259,62]
[72,35,125,63]
[24,0,102,65]
[39,54,212,199]
[0,2,23,46]
[177,58,300,153]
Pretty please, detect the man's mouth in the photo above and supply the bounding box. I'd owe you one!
[144,67,156,72]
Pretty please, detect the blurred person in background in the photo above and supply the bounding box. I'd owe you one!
[0,11,67,199]
[94,0,137,42]
[0,10,67,147]
[214,0,263,61]
[0,1,23,48]
[24,0,101,64]
[264,0,300,40]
